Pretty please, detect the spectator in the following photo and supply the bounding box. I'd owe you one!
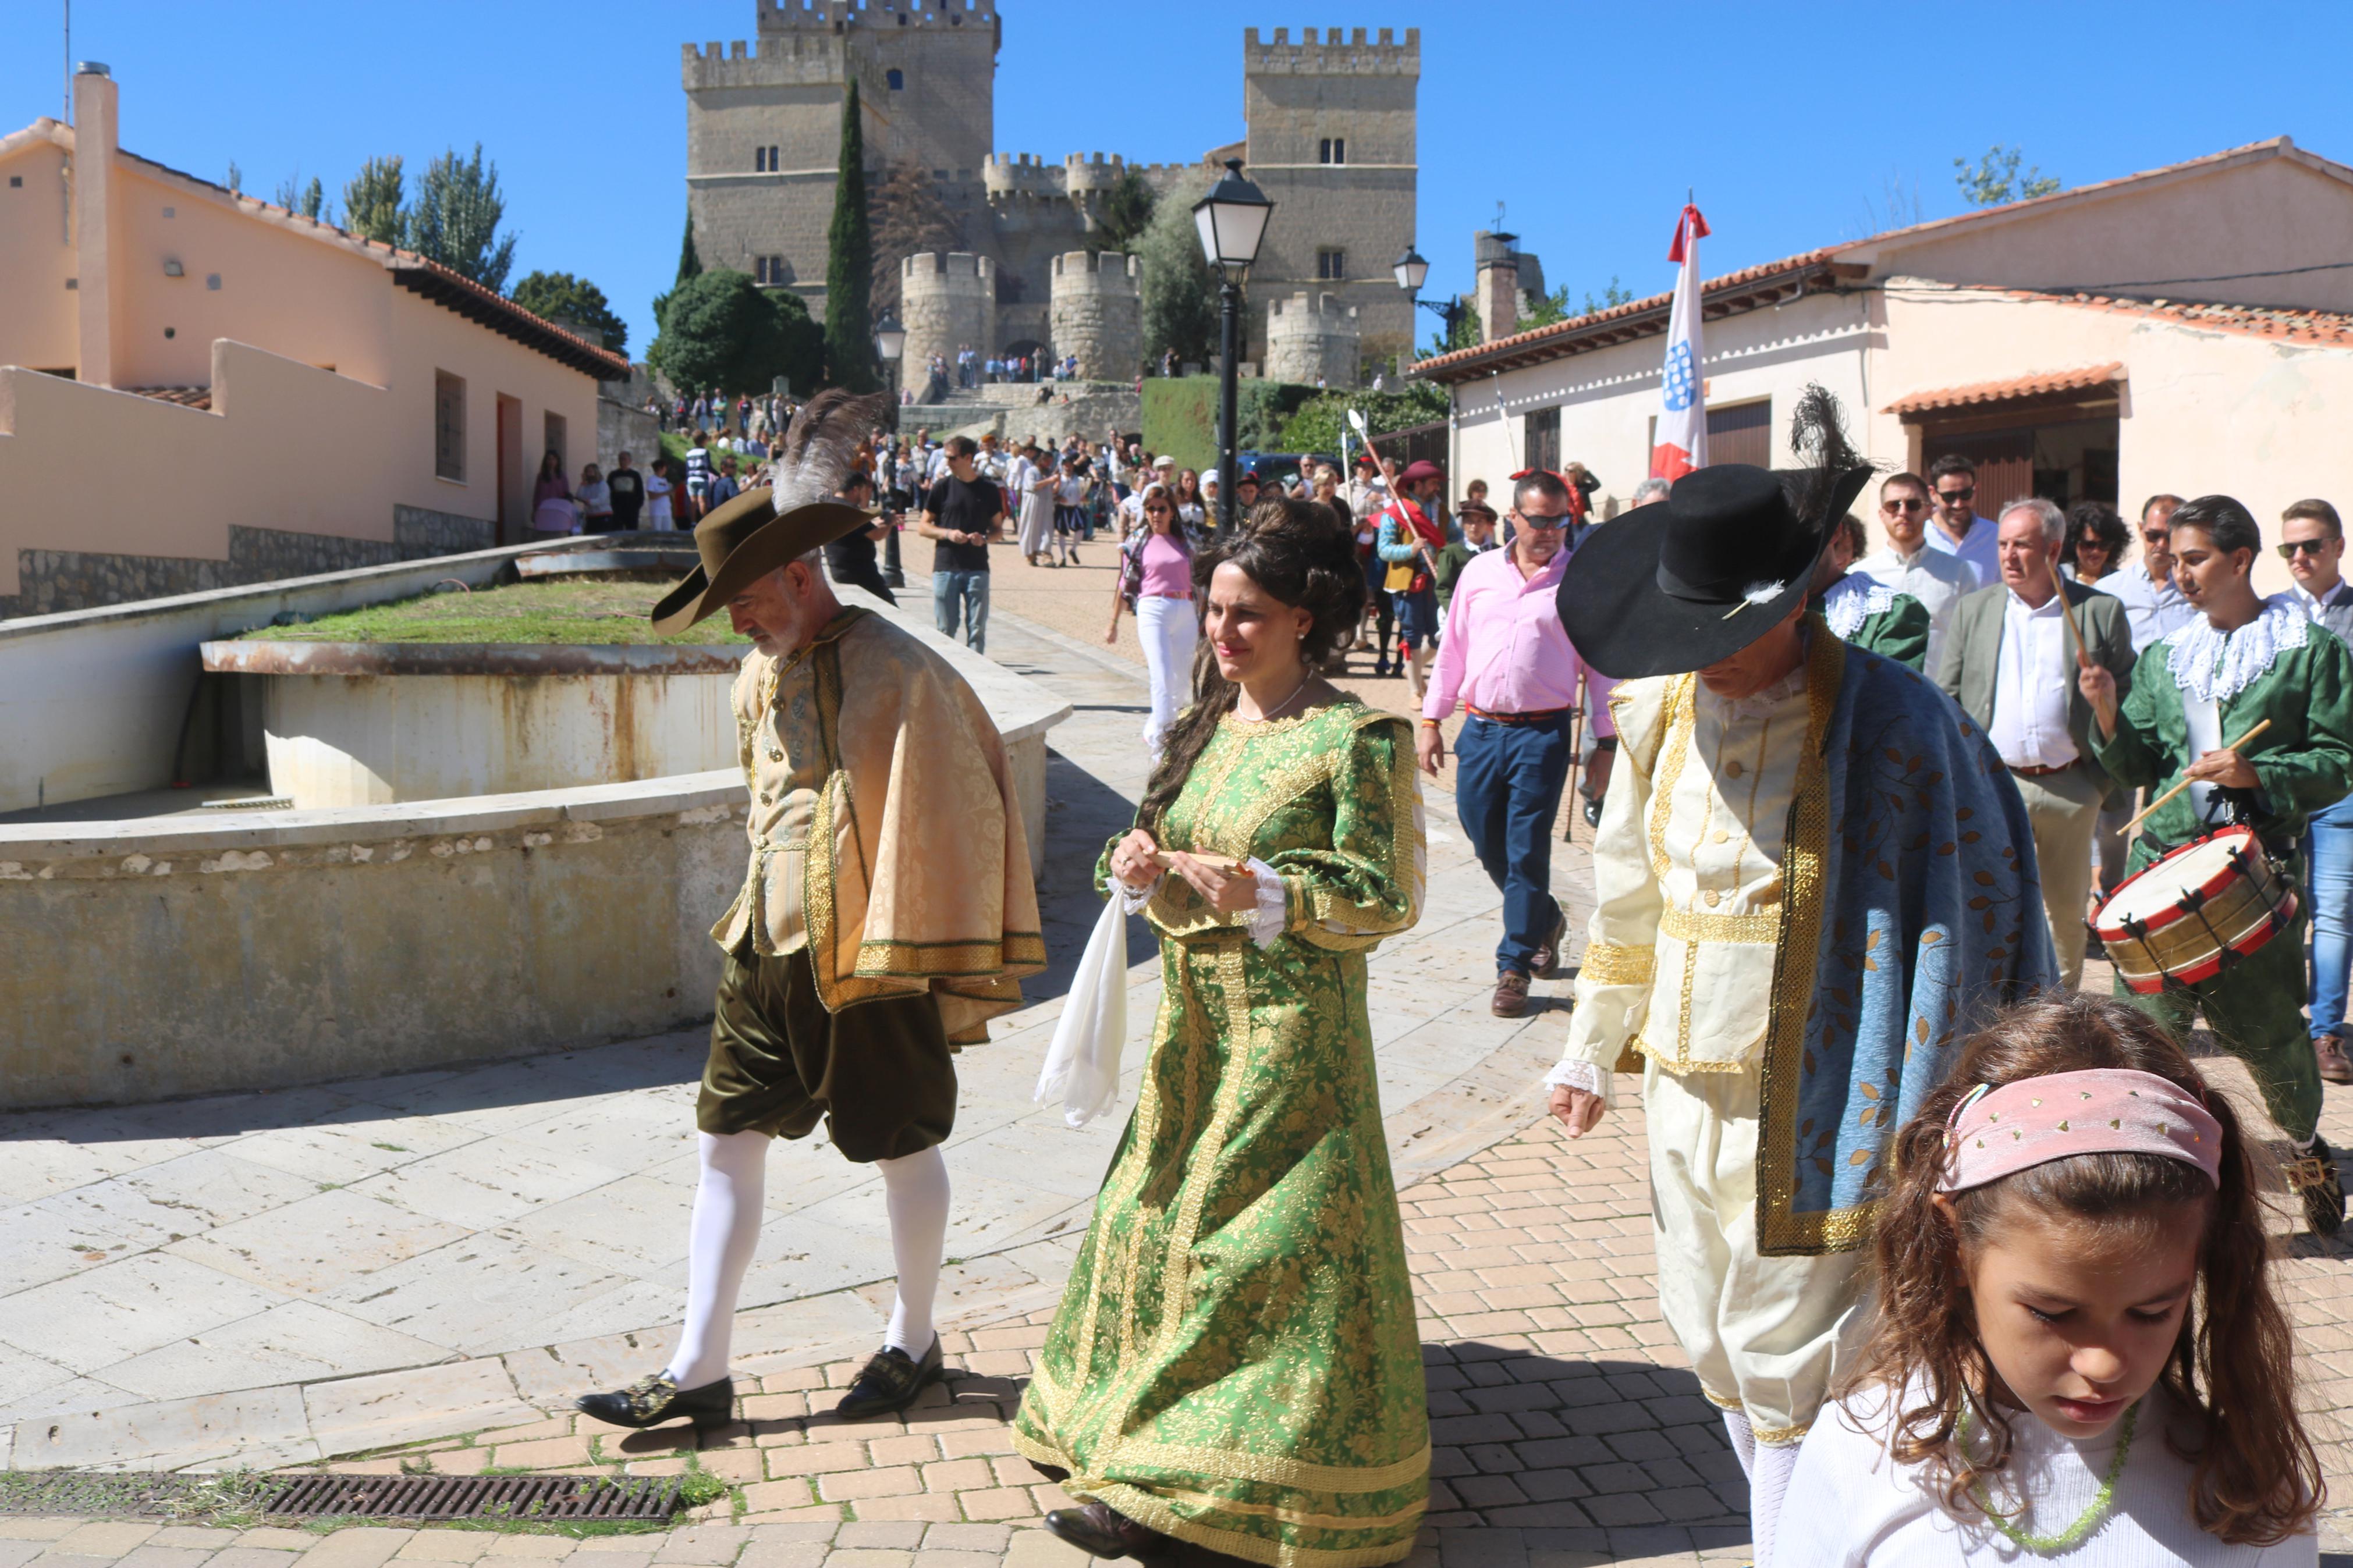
[1347,457,1394,669]
[1235,469,1262,517]
[530,451,578,537]
[707,455,741,510]
[2105,493,2196,651]
[822,470,897,605]
[683,429,714,524]
[1935,497,2136,989]
[1434,499,1497,609]
[917,435,1005,650]
[1103,483,1197,756]
[607,451,646,531]
[2062,499,2130,585]
[1309,464,1342,510]
[644,456,676,531]
[1173,468,1206,541]
[1052,454,1087,566]
[1012,442,1055,565]
[1415,469,1610,1018]
[1923,452,2000,589]
[2282,497,2353,1087]
[577,463,614,534]
[1375,457,1448,699]
[1629,477,1671,507]
[1853,470,1978,672]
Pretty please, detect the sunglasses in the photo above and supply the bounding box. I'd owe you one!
[1935,486,1976,503]
[1880,497,1926,514]
[2280,538,2336,558]
[2141,529,2171,545]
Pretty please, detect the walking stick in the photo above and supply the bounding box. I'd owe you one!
[2122,718,2273,834]
[1561,675,1586,845]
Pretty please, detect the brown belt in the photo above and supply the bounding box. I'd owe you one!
[1467,705,1574,726]
[2008,760,2077,778]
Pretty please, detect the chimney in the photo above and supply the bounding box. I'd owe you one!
[72,62,118,387]
[1475,230,1517,344]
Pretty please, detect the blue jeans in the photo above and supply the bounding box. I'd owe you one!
[933,570,990,652]
[1453,712,1575,975]
[2306,795,2353,1039]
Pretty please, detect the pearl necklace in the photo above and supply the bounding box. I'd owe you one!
[1955,1397,2139,1555]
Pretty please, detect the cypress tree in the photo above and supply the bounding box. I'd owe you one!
[824,79,878,393]
[676,211,703,286]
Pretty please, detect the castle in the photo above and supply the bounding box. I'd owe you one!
[682,1,1418,382]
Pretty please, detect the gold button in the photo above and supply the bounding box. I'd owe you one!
[1712,830,1730,844]
[1703,890,1721,907]
[1725,759,1745,778]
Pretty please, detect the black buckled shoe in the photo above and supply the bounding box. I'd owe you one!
[2291,1137,2346,1238]
[1044,1502,1168,1560]
[575,1372,734,1430]
[833,1335,943,1420]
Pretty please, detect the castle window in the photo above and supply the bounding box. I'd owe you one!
[755,256,788,286]
[1316,248,1347,281]
[754,147,766,172]
[887,69,905,90]
[769,145,779,169]
[1319,137,1347,165]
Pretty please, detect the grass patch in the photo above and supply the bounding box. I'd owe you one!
[675,1455,732,1512]
[236,578,748,648]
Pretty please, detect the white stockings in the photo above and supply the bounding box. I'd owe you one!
[662,1132,952,1390]
[1751,1435,1801,1568]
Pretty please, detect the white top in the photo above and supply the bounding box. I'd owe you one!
[2107,560,2196,653]
[1925,511,2000,592]
[1990,591,2078,769]
[1783,1381,2315,1566]
[1855,543,1977,673]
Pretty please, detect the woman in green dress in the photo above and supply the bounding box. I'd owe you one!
[1017,499,1431,1567]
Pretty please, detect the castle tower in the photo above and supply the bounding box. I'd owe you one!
[1243,27,1418,372]
[1263,291,1360,387]
[1048,251,1141,382]
[900,251,996,373]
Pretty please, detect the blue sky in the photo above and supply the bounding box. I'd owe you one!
[8,1,2352,357]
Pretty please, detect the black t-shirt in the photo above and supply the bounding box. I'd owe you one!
[606,467,644,522]
[925,476,1001,573]
[824,528,880,584]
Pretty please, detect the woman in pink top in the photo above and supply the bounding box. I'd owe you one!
[1106,484,1198,756]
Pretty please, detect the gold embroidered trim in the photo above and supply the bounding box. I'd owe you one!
[1645,674,1698,883]
[1152,936,1255,1361]
[1578,941,1656,986]
[1085,1483,1419,1568]
[1144,1485,1430,1531]
[1699,1384,1744,1412]
[1631,1036,1762,1075]
[1752,1418,1812,1447]
[1659,905,1780,944]
[1756,622,1876,1256]
[1084,1439,1432,1495]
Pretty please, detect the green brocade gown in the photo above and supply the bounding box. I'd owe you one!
[1013,701,1431,1568]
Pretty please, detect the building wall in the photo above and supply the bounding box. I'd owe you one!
[0,137,77,372]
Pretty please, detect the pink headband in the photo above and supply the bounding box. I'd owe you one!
[1940,1068,2223,1193]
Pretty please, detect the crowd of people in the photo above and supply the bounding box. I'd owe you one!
[572,386,2342,1567]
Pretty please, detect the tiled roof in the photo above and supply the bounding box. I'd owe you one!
[1404,250,1841,383]
[2018,290,2353,348]
[126,386,214,410]
[1884,362,2123,417]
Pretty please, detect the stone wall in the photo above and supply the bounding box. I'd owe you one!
[900,252,997,389]
[1264,291,1362,387]
[1,509,496,620]
[1048,251,1142,383]
[599,390,662,471]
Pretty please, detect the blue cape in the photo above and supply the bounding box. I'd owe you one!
[1757,626,2059,1255]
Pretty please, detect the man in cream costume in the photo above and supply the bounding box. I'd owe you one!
[1545,392,2056,1567]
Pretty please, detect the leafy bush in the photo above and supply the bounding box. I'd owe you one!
[1278,383,1449,456]
[653,270,824,397]
[1142,377,1319,472]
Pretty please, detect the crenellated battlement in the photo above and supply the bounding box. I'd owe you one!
[755,0,998,33]
[902,251,996,287]
[1243,24,1419,76]
[683,34,850,90]
[1049,251,1140,290]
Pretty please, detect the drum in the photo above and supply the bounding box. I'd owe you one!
[2093,827,2297,994]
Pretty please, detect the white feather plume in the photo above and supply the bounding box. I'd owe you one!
[1742,579,1787,605]
[768,388,886,514]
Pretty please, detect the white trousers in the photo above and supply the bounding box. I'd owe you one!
[1136,593,1198,756]
[1644,1056,1864,1444]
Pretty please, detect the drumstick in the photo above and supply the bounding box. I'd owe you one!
[2043,553,2089,662]
[2122,719,2273,834]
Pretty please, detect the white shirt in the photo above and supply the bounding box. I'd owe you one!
[1989,591,2078,769]
[1783,1381,2316,1567]
[1855,543,1978,673]
[1925,511,2000,591]
[2106,559,2196,652]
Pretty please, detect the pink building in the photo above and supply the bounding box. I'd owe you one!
[0,65,630,618]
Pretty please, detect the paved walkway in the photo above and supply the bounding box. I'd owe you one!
[6,566,2352,1567]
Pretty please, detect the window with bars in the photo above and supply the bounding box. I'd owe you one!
[434,371,466,482]
[1316,248,1346,281]
[1318,137,1347,165]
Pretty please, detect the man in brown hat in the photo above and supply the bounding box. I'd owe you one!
[578,391,1046,1433]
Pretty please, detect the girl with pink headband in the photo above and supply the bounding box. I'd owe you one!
[1781,994,2321,1564]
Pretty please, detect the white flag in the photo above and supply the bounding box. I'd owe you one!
[1650,203,1712,482]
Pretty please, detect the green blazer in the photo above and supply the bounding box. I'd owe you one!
[1936,579,2136,798]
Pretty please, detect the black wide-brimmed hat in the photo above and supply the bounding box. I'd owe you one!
[1557,385,1874,679]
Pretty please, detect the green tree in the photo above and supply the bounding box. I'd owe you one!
[1278,384,1449,456]
[1954,145,2061,208]
[823,80,878,393]
[648,211,705,376]
[652,269,822,397]
[274,173,326,222]
[1094,169,1156,254]
[1139,174,1219,368]
[342,156,406,246]
[512,271,629,355]
[407,144,517,292]
[225,160,243,195]
[1428,299,1480,357]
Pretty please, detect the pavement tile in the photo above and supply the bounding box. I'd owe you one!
[392,1541,488,1564]
[48,1528,159,1558]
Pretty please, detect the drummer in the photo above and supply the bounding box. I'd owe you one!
[2079,493,2353,1236]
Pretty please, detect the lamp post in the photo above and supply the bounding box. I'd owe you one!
[1393,243,1463,362]
[874,312,908,586]
[1191,158,1273,538]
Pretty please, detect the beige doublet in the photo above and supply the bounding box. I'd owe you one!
[713,646,821,957]
[1557,662,1861,1443]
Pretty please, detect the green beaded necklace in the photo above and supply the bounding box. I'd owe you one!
[1954,1397,2139,1555]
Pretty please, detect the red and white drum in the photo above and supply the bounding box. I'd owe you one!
[2093,826,2298,994]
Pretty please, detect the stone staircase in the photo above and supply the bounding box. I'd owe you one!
[909,379,1142,445]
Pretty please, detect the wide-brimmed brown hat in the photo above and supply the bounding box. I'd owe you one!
[648,487,874,635]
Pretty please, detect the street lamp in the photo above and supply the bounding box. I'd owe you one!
[1191,158,1273,537]
[1394,243,1463,363]
[874,312,907,586]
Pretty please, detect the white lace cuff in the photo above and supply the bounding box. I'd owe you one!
[1542,1057,1614,1110]
[1115,873,1160,913]
[1245,858,1287,949]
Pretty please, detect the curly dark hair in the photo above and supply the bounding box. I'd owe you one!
[1852,993,2319,1547]
[1134,497,1367,831]
[2063,501,2130,577]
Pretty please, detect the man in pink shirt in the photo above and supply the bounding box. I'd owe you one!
[1417,470,1614,1018]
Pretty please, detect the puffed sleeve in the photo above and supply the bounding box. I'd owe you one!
[2250,633,2353,816]
[1267,713,1426,951]
[1559,680,1668,1078]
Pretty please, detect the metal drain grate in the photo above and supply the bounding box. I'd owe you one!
[266,1473,680,1522]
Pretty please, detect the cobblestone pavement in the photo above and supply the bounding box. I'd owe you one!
[6,554,2352,1567]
